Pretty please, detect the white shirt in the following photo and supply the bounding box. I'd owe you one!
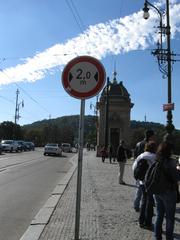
[132,151,156,184]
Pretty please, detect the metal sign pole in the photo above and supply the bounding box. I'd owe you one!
[74,99,85,240]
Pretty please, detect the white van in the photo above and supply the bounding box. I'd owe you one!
[61,143,72,152]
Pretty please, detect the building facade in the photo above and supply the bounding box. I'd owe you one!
[97,72,134,155]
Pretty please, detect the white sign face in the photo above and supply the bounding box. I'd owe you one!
[62,56,106,99]
[68,62,98,93]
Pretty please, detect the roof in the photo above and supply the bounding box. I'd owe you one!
[101,80,130,99]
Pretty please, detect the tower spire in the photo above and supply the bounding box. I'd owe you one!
[112,60,117,84]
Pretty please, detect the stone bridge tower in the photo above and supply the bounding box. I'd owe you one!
[97,72,134,155]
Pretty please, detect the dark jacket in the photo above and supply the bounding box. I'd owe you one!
[117,145,126,162]
[163,157,180,190]
[134,139,147,158]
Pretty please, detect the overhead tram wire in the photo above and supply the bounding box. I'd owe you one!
[0,69,51,117]
[0,95,14,104]
[68,0,86,30]
[65,0,86,33]
[14,83,51,115]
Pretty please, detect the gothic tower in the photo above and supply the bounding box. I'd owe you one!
[97,71,134,155]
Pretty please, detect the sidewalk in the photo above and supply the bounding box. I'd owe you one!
[21,150,180,240]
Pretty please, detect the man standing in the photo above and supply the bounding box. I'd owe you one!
[134,130,155,159]
[117,140,127,185]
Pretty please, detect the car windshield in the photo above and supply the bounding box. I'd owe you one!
[46,143,58,147]
[62,144,70,147]
[1,140,13,144]
[25,142,32,145]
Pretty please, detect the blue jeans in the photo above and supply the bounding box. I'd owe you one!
[154,190,177,240]
[134,182,142,210]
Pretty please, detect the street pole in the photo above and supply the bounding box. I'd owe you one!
[15,89,19,124]
[165,0,174,135]
[74,99,85,240]
[143,0,175,138]
[104,77,109,149]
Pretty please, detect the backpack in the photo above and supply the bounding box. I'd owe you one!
[133,158,149,181]
[144,160,169,195]
[134,140,146,158]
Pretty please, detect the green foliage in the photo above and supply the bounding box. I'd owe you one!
[22,115,97,146]
[130,120,180,154]
[0,121,23,140]
[1,117,180,154]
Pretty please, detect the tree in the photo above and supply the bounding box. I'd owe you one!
[0,121,23,140]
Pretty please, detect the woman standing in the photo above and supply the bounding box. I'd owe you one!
[133,141,157,229]
[154,141,180,240]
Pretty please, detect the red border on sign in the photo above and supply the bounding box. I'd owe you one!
[62,56,106,99]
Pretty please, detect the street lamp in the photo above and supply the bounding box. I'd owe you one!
[143,0,175,136]
[15,89,24,124]
[105,77,110,149]
[90,96,98,145]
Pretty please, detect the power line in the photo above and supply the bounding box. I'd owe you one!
[0,69,51,116]
[69,0,86,30]
[0,95,14,104]
[15,83,50,115]
[65,0,86,33]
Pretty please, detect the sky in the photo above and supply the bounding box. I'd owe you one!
[0,0,180,129]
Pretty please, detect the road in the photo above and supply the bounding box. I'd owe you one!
[0,148,75,240]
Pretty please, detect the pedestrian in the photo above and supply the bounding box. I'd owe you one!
[133,141,157,229]
[86,142,90,151]
[108,144,115,163]
[117,140,127,185]
[133,129,156,212]
[100,146,107,163]
[153,141,180,240]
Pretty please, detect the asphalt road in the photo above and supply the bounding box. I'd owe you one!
[0,148,74,240]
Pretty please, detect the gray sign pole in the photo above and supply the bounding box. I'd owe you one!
[74,99,85,240]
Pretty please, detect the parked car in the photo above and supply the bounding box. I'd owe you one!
[16,141,27,151]
[0,143,2,154]
[1,140,19,152]
[24,142,35,151]
[44,143,62,156]
[61,143,72,152]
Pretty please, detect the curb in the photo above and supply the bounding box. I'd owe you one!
[19,154,77,240]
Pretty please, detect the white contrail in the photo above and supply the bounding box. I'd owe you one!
[0,0,179,86]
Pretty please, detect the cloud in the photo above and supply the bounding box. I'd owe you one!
[0,1,180,86]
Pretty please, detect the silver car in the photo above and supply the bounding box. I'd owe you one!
[61,143,72,152]
[44,143,62,156]
[0,143,2,154]
[1,140,19,152]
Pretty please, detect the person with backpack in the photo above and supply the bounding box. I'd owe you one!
[117,140,127,185]
[150,141,180,240]
[133,129,156,212]
[133,141,157,229]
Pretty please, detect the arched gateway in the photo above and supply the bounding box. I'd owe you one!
[96,72,134,156]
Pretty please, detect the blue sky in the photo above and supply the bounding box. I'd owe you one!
[0,0,180,129]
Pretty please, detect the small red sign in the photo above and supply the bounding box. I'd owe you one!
[163,103,174,111]
[62,56,106,99]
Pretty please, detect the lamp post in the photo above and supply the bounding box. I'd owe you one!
[104,77,110,149]
[143,0,175,136]
[90,95,98,145]
[15,89,24,124]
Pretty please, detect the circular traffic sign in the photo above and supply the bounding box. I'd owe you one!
[62,56,106,99]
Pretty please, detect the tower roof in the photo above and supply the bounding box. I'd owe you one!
[101,70,130,99]
[101,80,130,99]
